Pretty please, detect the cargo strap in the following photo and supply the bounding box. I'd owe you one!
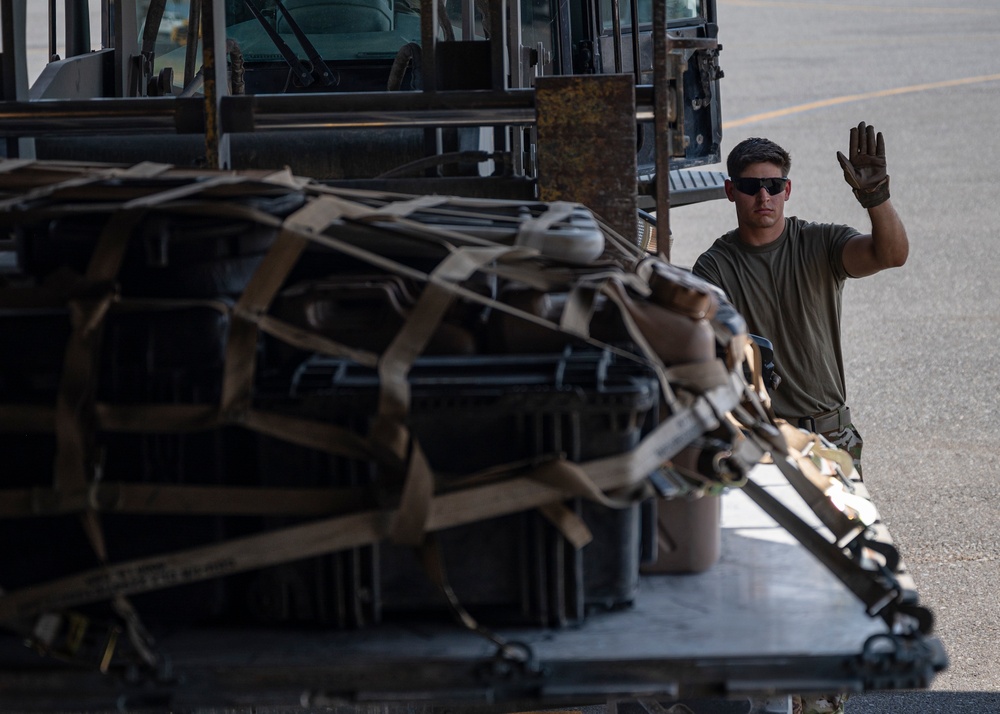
[0,161,174,211]
[0,182,718,519]
[729,394,933,634]
[53,209,147,494]
[741,478,902,622]
[45,207,160,666]
[761,422,867,548]
[515,201,578,251]
[418,533,511,648]
[0,163,748,643]
[0,362,729,520]
[1,168,312,668]
[375,245,533,545]
[0,376,740,621]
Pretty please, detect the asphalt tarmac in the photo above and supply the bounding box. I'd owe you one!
[668,0,1000,709]
[23,4,103,87]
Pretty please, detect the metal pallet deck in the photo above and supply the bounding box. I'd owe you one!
[0,466,945,711]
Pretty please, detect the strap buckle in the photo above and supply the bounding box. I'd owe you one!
[796,406,851,434]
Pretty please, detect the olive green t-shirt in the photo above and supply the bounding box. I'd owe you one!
[692,217,859,418]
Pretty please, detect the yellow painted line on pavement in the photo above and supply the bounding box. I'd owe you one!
[724,73,1000,129]
[723,0,1000,14]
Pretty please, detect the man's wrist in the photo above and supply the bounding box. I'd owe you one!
[853,176,890,209]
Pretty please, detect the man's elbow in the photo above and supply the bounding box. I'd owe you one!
[884,246,908,269]
[877,229,909,269]
[857,244,908,276]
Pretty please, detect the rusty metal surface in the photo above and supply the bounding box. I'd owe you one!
[653,0,672,259]
[535,74,637,244]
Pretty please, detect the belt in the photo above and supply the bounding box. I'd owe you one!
[795,406,851,434]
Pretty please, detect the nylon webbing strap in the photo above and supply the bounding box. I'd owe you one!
[50,169,294,493]
[0,163,753,630]
[515,201,578,251]
[0,369,737,523]
[538,502,593,549]
[223,223,313,416]
[742,478,900,618]
[0,482,367,518]
[256,313,380,368]
[0,185,661,517]
[365,194,451,217]
[374,245,521,545]
[770,422,864,547]
[38,168,279,664]
[523,458,638,511]
[386,438,436,546]
[0,381,740,621]
[53,209,146,493]
[0,158,35,175]
[377,246,515,421]
[418,534,509,647]
[0,162,171,211]
[242,409,378,462]
[295,220,658,369]
[598,279,678,410]
[559,281,599,337]
[121,174,242,210]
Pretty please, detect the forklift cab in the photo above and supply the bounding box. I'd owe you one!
[3,0,725,247]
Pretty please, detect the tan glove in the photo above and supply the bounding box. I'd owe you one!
[836,121,890,208]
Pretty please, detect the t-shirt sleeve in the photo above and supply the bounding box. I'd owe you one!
[692,252,724,290]
[829,224,863,280]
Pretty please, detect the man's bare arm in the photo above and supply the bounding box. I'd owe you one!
[841,199,909,278]
[836,122,908,277]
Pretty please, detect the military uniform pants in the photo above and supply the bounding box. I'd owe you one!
[822,422,864,480]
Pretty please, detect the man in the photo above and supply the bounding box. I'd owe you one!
[692,122,908,476]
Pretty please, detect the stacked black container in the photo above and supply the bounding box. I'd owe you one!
[254,349,659,627]
[1,183,306,626]
[0,169,662,632]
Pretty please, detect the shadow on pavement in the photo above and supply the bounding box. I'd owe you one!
[848,691,1000,713]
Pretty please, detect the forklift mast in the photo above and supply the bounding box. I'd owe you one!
[1,0,724,257]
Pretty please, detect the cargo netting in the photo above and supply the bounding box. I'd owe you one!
[0,160,930,673]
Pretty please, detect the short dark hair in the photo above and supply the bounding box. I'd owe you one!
[726,137,792,179]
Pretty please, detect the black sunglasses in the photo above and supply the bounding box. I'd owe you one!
[732,176,789,196]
